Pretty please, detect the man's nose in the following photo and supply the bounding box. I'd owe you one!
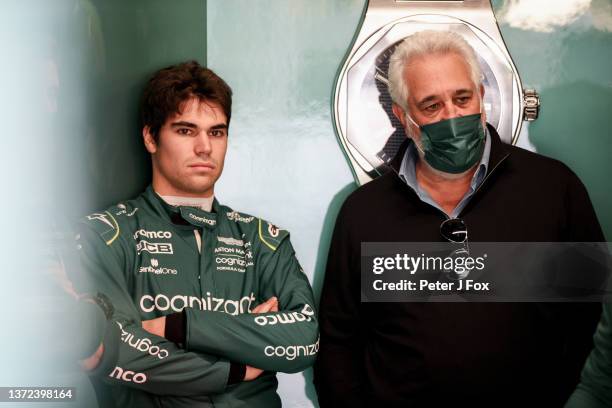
[439,102,459,120]
[194,133,212,155]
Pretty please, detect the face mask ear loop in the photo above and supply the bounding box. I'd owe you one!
[405,111,419,128]
[404,112,426,155]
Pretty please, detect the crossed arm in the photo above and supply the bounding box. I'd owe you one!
[77,226,318,396]
[141,296,281,381]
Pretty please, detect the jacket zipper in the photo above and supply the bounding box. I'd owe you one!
[457,153,510,219]
[194,229,202,282]
[193,229,202,254]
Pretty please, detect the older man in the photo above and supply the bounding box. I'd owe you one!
[314,30,603,407]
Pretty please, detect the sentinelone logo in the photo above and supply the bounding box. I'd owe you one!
[140,292,256,315]
[139,258,178,275]
[372,253,487,275]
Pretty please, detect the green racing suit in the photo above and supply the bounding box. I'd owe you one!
[76,186,319,407]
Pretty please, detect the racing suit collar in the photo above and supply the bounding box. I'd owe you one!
[159,194,214,212]
[143,186,221,230]
[178,206,218,229]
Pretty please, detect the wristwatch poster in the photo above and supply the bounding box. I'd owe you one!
[333,0,540,184]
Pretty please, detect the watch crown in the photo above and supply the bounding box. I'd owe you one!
[523,88,540,121]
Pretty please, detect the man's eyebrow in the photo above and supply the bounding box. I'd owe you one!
[416,95,439,108]
[416,89,475,107]
[454,89,474,96]
[170,121,198,128]
[169,121,228,130]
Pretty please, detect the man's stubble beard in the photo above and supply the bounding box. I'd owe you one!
[174,171,220,196]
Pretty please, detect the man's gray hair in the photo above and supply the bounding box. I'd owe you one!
[388,30,483,111]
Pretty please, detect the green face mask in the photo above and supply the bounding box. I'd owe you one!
[410,113,486,174]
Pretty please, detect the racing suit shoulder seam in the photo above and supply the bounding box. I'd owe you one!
[80,211,121,246]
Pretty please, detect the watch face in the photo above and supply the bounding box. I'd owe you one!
[335,15,521,182]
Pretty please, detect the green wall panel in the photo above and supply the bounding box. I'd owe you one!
[492,0,612,239]
[6,1,208,406]
[207,1,362,406]
[54,0,207,217]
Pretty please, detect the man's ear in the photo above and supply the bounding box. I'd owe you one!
[392,103,407,129]
[142,126,157,154]
[479,84,487,124]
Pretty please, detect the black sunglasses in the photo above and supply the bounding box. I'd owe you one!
[440,218,468,243]
[440,218,471,280]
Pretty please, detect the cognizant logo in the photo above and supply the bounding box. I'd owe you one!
[216,256,246,267]
[109,366,147,383]
[264,337,319,361]
[117,322,169,360]
[188,213,216,226]
[139,292,255,315]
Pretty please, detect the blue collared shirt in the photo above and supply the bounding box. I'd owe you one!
[398,130,491,219]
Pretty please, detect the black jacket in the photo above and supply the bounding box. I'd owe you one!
[314,126,603,408]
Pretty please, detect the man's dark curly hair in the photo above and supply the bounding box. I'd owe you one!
[140,60,232,141]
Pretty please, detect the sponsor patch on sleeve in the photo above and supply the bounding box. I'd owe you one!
[258,219,288,251]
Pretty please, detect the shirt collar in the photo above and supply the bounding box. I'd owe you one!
[159,194,214,212]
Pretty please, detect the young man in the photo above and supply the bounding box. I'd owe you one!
[77,61,318,407]
[315,31,603,407]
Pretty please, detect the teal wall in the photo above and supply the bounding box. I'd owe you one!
[491,0,612,240]
[206,3,361,404]
[0,1,207,406]
[54,0,207,218]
